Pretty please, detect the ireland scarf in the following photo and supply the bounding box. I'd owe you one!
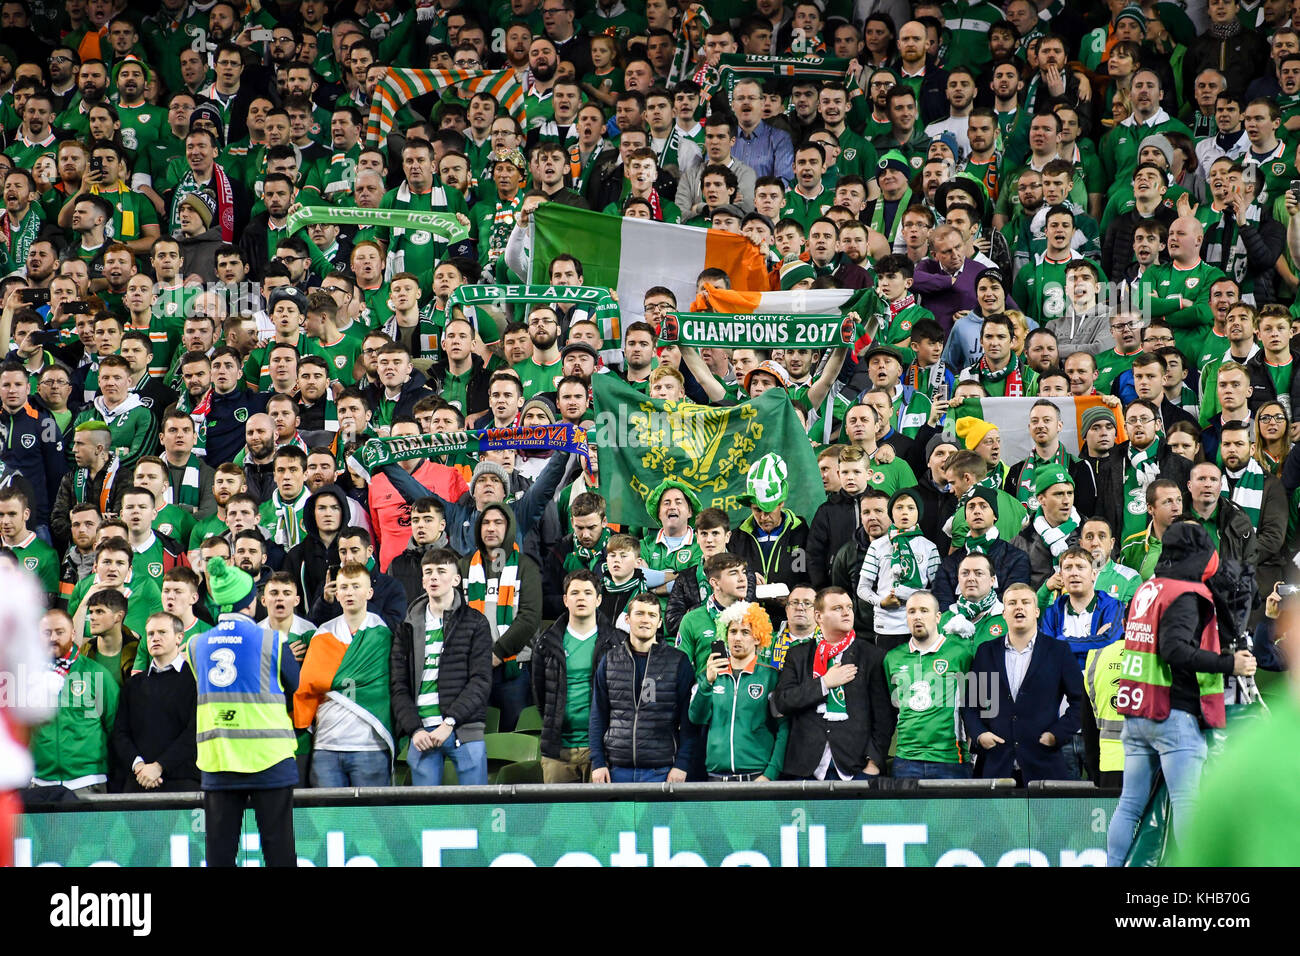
[283,204,469,243]
[168,163,236,241]
[1222,459,1265,525]
[73,454,122,513]
[447,283,622,346]
[704,53,850,100]
[293,612,394,754]
[358,423,591,475]
[889,525,926,590]
[565,527,610,574]
[165,453,204,510]
[1123,437,1163,539]
[466,542,521,675]
[659,310,855,350]
[947,592,1003,641]
[262,487,309,549]
[1034,509,1080,561]
[1016,446,1074,508]
[812,631,854,721]
[367,68,524,144]
[967,351,1029,397]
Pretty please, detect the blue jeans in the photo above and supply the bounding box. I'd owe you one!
[1105,711,1208,867]
[893,758,975,780]
[610,765,671,783]
[491,662,531,732]
[310,749,391,788]
[407,736,488,786]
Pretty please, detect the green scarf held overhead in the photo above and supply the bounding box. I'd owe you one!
[166,453,204,510]
[566,527,610,573]
[1016,446,1073,507]
[954,588,999,624]
[889,525,926,590]
[282,203,471,243]
[1122,436,1163,539]
[1222,459,1265,526]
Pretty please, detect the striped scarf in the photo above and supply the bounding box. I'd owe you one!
[963,526,999,554]
[165,453,203,509]
[975,352,1027,396]
[1201,202,1260,288]
[1222,458,1265,526]
[73,454,121,513]
[813,630,854,721]
[270,488,308,548]
[417,610,445,729]
[1034,509,1080,561]
[889,525,925,589]
[167,163,235,242]
[1016,445,1073,509]
[466,544,520,639]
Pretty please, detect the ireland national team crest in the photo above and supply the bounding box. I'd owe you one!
[1273,161,1287,177]
[933,659,948,675]
[1185,277,1198,289]
[675,549,692,567]
[20,434,34,449]
[895,547,917,582]
[234,407,248,423]
[23,557,37,571]
[334,355,347,369]
[748,683,764,700]
[988,623,1004,638]
[844,148,857,161]
[148,562,163,578]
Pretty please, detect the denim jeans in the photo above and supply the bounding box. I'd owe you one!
[407,736,488,786]
[310,749,391,788]
[610,765,671,783]
[1105,711,1208,867]
[491,662,531,732]
[892,758,975,780]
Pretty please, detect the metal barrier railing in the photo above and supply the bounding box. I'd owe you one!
[25,778,1116,813]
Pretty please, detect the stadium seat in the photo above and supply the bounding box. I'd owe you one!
[495,760,543,785]
[485,707,501,735]
[514,706,543,734]
[484,732,540,770]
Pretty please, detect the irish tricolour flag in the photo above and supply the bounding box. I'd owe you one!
[530,205,769,322]
[691,284,874,315]
[952,396,1128,464]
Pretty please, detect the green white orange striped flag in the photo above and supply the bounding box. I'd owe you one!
[691,284,874,315]
[367,68,524,144]
[529,204,770,322]
[951,396,1128,464]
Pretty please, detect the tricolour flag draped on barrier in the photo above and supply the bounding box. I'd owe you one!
[530,204,770,322]
[591,374,825,526]
[950,396,1128,465]
[367,68,524,144]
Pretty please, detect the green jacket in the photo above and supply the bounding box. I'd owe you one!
[687,660,788,777]
[675,599,722,675]
[29,652,119,787]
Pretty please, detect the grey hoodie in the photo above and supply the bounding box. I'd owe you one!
[1050,304,1115,359]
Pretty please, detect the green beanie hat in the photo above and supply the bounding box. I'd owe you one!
[205,557,255,614]
[1033,466,1075,497]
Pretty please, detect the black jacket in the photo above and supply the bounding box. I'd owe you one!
[773,637,894,778]
[389,592,493,740]
[1101,205,1178,285]
[932,538,1032,611]
[805,490,858,591]
[728,512,809,625]
[1245,346,1300,415]
[1145,522,1237,720]
[1011,520,1082,590]
[110,659,199,790]
[530,612,622,759]
[388,535,451,609]
[1093,441,1192,542]
[428,354,492,418]
[962,629,1082,783]
[205,387,268,465]
[282,484,347,605]
[309,563,409,636]
[364,369,436,424]
[589,639,695,771]
[913,473,956,553]
[829,528,875,636]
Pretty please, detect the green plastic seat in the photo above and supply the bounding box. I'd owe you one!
[513,705,543,734]
[484,732,541,765]
[494,760,543,785]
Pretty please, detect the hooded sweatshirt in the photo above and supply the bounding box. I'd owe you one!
[458,503,542,664]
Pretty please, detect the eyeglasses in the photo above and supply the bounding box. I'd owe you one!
[274,254,304,263]
[787,599,815,608]
[1259,413,1288,424]
[1126,416,1156,427]
[49,55,72,63]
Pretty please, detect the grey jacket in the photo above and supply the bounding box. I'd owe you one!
[675,155,757,217]
[1048,305,1115,359]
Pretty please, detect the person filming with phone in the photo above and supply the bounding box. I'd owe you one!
[688,600,788,783]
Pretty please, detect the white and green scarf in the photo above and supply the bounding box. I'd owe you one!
[889,525,926,590]
[947,592,1003,641]
[165,453,203,510]
[418,610,445,729]
[1222,458,1265,526]
[1034,509,1080,560]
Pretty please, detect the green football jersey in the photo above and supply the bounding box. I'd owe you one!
[884,637,975,763]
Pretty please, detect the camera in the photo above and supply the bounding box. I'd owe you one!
[18,288,50,306]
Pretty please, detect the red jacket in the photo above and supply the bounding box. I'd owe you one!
[368,460,469,571]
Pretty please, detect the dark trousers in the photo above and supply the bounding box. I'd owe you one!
[491,662,531,731]
[204,787,296,867]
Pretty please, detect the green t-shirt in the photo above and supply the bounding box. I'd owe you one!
[560,626,599,747]
[11,533,59,597]
[1094,348,1141,397]
[512,355,564,402]
[884,636,976,763]
[305,333,363,386]
[188,513,228,551]
[153,505,195,549]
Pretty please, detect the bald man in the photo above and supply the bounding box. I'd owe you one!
[1143,215,1226,358]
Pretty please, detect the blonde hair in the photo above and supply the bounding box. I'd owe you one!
[649,365,685,387]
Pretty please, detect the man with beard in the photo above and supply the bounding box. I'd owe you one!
[6,89,60,171]
[511,305,563,402]
[54,59,109,141]
[22,238,58,289]
[111,56,165,157]
[1,170,43,274]
[524,37,559,130]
